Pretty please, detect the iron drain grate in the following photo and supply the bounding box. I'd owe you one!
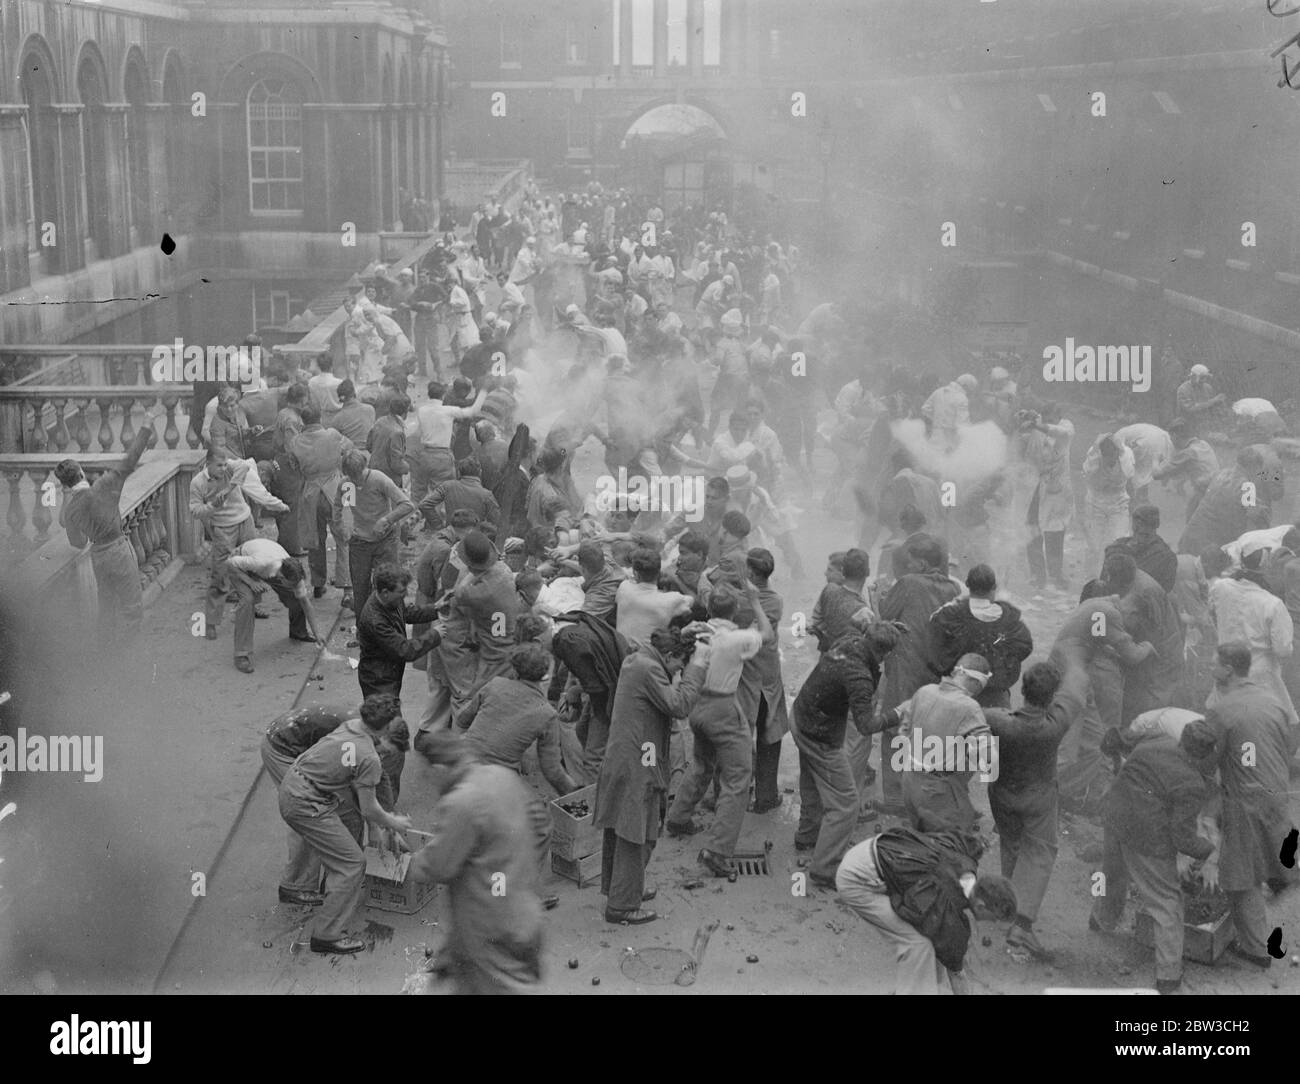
[731,852,769,876]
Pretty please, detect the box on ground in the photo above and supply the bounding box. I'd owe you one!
[364,828,439,915]
[550,784,599,861]
[1134,908,1235,965]
[552,850,602,888]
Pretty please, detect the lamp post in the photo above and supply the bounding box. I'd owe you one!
[818,117,833,254]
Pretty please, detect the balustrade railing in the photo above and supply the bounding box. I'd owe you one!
[1,451,205,630]
[0,385,198,455]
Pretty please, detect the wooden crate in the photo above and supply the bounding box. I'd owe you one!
[1133,908,1235,965]
[364,828,439,915]
[552,850,602,888]
[550,784,600,861]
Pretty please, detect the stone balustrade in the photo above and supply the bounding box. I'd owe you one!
[1,450,205,634]
[0,384,198,455]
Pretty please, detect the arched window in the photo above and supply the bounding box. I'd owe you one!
[124,61,151,239]
[247,78,303,213]
[78,55,113,258]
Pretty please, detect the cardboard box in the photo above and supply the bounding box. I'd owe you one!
[1133,908,1235,965]
[550,784,600,861]
[552,850,602,888]
[364,828,439,915]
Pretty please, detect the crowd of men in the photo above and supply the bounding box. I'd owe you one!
[50,182,1298,996]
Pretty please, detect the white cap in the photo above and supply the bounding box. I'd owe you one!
[990,366,1009,381]
[525,236,536,245]
[722,274,735,286]
[1189,364,1210,377]
[956,373,978,390]
[398,268,415,279]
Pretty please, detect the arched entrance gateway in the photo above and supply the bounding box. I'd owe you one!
[620,103,730,214]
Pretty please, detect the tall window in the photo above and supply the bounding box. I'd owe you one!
[631,0,654,68]
[247,79,303,213]
[79,58,113,258]
[666,0,687,67]
[254,285,303,328]
[500,17,522,67]
[124,63,151,238]
[702,0,721,68]
[565,18,589,64]
[566,106,592,154]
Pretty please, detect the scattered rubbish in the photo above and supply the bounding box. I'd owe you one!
[727,871,738,883]
[568,958,579,969]
[600,941,610,948]
[557,799,590,818]
[308,672,324,681]
[681,879,705,890]
[981,937,992,948]
[543,895,559,910]
[782,787,794,794]
[725,924,735,931]
[346,640,359,648]
[262,940,273,949]
[746,954,759,963]
[348,659,358,670]
[591,977,601,986]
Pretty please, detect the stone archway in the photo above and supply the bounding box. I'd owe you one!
[619,102,729,215]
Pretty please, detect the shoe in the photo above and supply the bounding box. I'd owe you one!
[1226,943,1272,969]
[542,895,559,911]
[857,806,880,823]
[313,586,327,599]
[862,767,878,787]
[605,908,658,925]
[698,849,734,877]
[235,657,254,674]
[809,874,837,891]
[665,819,700,838]
[254,606,270,620]
[642,886,657,902]
[226,591,239,603]
[340,593,354,611]
[278,887,325,907]
[205,626,217,641]
[310,935,366,955]
[867,800,906,818]
[1007,924,1054,962]
[1155,978,1182,995]
[289,632,317,643]
[750,796,783,814]
[794,841,815,853]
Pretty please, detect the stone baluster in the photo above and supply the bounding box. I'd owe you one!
[31,468,53,542]
[27,397,47,452]
[6,470,28,543]
[127,512,147,573]
[50,399,71,452]
[118,397,136,451]
[71,397,93,452]
[161,395,181,450]
[140,396,159,449]
[96,397,115,451]
[151,504,170,560]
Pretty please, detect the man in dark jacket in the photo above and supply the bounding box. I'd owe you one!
[1088,719,1220,994]
[1105,504,1177,593]
[983,659,1087,960]
[930,564,1034,708]
[1178,446,1277,558]
[790,622,901,889]
[357,564,441,700]
[1204,642,1298,969]
[836,826,1017,994]
[1103,552,1185,721]
[876,538,962,815]
[418,454,501,534]
[547,610,629,782]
